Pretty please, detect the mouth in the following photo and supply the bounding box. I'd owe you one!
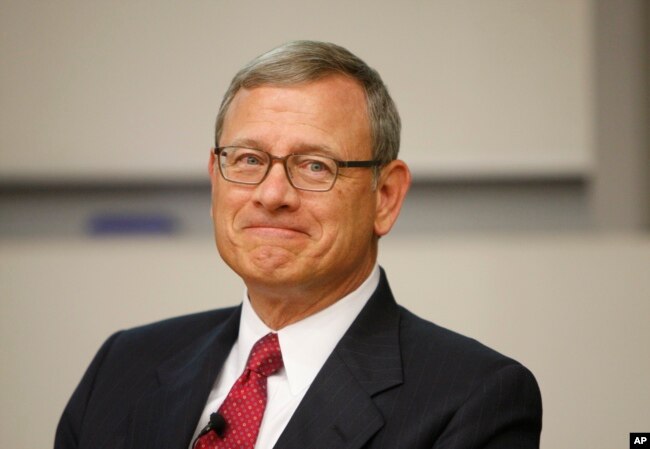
[242,224,309,239]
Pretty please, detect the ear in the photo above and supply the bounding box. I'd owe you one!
[208,148,217,180]
[374,160,411,236]
[208,148,217,217]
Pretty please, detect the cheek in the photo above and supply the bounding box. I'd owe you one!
[213,184,245,217]
[211,188,241,242]
[313,193,374,245]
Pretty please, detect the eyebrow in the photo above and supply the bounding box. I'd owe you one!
[226,139,340,159]
[227,137,264,149]
[294,143,339,158]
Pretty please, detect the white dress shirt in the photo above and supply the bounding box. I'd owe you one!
[190,264,380,449]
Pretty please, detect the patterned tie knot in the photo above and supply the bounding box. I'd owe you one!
[246,332,283,377]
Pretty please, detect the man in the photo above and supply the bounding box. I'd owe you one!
[55,41,542,449]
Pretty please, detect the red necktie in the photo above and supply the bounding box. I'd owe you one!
[195,333,283,449]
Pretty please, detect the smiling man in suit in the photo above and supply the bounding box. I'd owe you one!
[55,41,542,449]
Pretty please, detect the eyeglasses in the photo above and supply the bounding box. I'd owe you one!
[214,146,381,192]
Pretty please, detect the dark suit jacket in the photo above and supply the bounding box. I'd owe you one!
[55,270,542,449]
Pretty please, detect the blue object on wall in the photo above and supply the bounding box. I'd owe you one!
[88,213,177,235]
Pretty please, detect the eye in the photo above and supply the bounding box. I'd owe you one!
[232,151,265,167]
[298,158,334,176]
[308,161,326,172]
[244,155,261,165]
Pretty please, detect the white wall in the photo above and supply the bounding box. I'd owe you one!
[1,235,649,449]
[0,0,593,181]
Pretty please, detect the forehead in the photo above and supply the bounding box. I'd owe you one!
[220,75,372,159]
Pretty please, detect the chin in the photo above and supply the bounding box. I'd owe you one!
[220,245,303,281]
[241,264,313,293]
[250,247,305,275]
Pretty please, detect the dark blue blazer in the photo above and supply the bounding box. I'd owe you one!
[55,270,542,449]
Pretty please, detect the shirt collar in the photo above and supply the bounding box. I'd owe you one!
[238,264,380,395]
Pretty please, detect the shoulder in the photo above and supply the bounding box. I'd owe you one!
[398,305,510,362]
[117,307,238,345]
[372,269,534,381]
[97,306,240,372]
[397,304,539,392]
[394,307,542,447]
[55,307,241,448]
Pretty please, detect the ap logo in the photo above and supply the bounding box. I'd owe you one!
[631,433,650,447]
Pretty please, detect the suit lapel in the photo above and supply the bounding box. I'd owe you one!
[126,306,241,449]
[274,270,403,449]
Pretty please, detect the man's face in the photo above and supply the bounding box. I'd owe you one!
[210,75,381,297]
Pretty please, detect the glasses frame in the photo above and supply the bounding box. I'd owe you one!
[213,146,382,192]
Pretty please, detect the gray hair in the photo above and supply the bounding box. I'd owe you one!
[214,40,401,165]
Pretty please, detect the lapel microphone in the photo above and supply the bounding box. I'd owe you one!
[192,413,227,448]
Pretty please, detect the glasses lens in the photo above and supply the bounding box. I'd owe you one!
[287,155,337,191]
[219,147,269,184]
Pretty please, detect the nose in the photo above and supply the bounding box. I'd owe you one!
[251,160,300,211]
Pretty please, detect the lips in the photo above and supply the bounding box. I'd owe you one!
[240,221,310,238]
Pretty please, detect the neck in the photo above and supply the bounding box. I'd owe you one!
[246,262,376,330]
